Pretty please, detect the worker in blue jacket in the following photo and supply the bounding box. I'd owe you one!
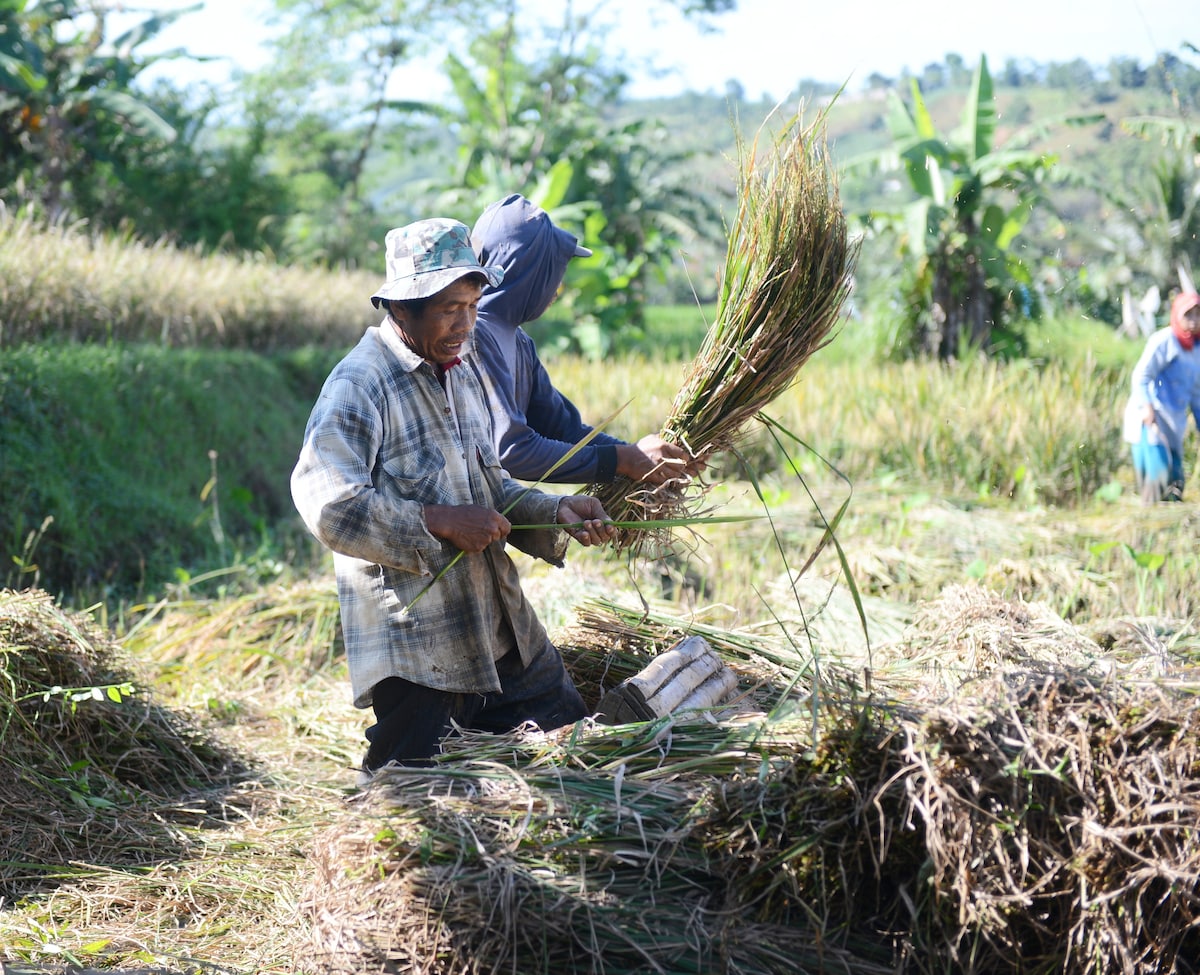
[470,193,693,486]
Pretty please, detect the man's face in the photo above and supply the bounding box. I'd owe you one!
[392,276,484,364]
[1184,306,1200,336]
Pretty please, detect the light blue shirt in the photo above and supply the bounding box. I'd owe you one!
[1121,327,1200,456]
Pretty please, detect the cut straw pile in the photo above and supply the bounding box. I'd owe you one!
[588,109,858,554]
[0,588,252,903]
[306,586,1200,974]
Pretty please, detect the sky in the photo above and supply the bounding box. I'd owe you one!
[129,0,1194,102]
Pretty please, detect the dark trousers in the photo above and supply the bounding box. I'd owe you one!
[363,641,586,770]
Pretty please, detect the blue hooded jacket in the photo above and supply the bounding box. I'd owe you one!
[470,194,625,484]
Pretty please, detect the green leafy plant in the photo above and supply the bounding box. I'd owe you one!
[850,55,1101,359]
[0,0,184,218]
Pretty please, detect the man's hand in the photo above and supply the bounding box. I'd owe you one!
[615,434,696,485]
[557,496,615,546]
[424,504,510,553]
[1143,404,1157,427]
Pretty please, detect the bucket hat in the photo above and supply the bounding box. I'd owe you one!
[371,218,504,308]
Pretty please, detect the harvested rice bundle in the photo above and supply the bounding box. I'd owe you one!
[0,588,248,901]
[306,589,1200,975]
[904,669,1200,973]
[891,583,1105,694]
[698,665,1200,975]
[306,716,894,975]
[590,108,858,554]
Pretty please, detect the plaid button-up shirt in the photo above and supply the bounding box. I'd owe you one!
[291,322,569,709]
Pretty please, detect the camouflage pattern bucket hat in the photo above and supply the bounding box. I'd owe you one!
[370,218,504,308]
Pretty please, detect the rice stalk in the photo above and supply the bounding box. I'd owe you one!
[307,714,894,975]
[0,588,254,903]
[588,107,858,555]
[304,585,1200,974]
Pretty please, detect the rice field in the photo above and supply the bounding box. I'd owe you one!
[4,193,1199,975]
[2,427,1198,973]
[0,212,375,350]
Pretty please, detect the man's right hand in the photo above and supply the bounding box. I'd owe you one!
[424,504,511,553]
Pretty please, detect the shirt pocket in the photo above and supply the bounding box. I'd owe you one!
[475,449,510,508]
[380,443,450,503]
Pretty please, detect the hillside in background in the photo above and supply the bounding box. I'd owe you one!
[619,55,1196,312]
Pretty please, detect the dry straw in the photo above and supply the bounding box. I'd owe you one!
[0,211,375,349]
[304,585,1200,974]
[0,588,251,903]
[589,107,858,554]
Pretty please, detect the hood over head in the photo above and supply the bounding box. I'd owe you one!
[472,194,591,327]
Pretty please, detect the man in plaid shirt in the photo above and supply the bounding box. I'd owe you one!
[291,218,615,779]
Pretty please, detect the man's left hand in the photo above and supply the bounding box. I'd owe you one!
[557,496,615,546]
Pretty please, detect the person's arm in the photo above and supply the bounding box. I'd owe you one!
[1129,335,1168,425]
[290,377,443,574]
[503,485,615,564]
[514,334,693,484]
[474,328,694,484]
[473,327,623,483]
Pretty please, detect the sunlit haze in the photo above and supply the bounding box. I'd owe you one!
[130,0,1193,101]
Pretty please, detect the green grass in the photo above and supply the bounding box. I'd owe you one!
[0,342,339,600]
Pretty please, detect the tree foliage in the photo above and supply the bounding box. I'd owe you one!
[243,0,730,332]
[852,55,1101,359]
[1,0,292,254]
[1114,43,1200,293]
[0,0,179,217]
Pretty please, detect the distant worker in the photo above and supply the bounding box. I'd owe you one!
[469,193,695,485]
[1121,290,1200,502]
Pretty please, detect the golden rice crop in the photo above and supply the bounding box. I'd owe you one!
[588,108,858,554]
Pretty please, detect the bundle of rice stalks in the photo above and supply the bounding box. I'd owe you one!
[910,668,1200,972]
[305,588,1200,975]
[705,665,1200,974]
[556,595,835,711]
[0,588,251,901]
[306,715,895,975]
[886,584,1106,697]
[588,108,858,555]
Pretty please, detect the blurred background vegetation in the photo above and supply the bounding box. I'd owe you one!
[3,0,1199,354]
[2,0,1199,600]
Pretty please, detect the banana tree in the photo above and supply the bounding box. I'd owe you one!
[1118,100,1200,295]
[388,16,723,354]
[1,0,183,218]
[853,55,1085,359]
